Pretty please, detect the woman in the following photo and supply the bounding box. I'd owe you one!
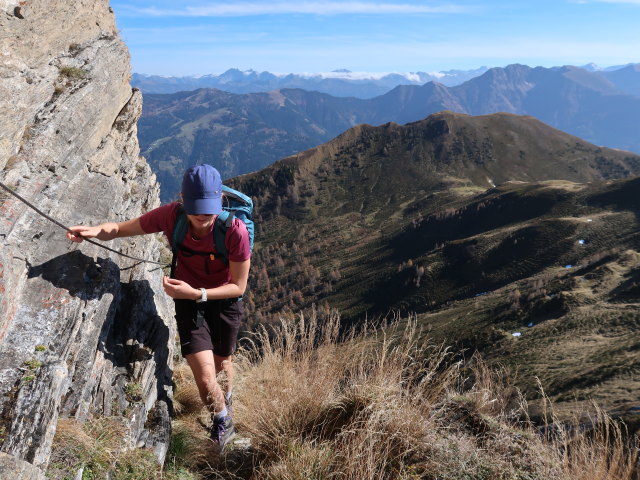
[67,164,250,451]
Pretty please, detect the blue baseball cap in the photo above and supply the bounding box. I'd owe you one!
[181,164,223,215]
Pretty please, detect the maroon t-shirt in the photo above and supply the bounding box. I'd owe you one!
[139,202,251,289]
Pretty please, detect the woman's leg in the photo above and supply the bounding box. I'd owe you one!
[211,300,243,402]
[214,354,234,399]
[185,350,226,413]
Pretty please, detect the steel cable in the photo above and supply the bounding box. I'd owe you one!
[0,180,169,267]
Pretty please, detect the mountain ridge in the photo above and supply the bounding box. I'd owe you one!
[225,111,640,421]
[132,63,640,98]
[139,63,640,201]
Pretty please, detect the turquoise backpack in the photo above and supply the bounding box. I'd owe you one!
[169,185,254,278]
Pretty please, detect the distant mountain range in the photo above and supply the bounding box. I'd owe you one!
[137,63,640,201]
[132,67,491,97]
[600,63,640,96]
[133,63,638,98]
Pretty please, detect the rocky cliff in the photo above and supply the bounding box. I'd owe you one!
[0,1,175,477]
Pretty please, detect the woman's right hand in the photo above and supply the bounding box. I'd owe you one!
[66,225,102,243]
[66,219,143,243]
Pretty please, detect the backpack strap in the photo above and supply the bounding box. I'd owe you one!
[170,205,189,278]
[213,210,235,266]
[170,207,235,278]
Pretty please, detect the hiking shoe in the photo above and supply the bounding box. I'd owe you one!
[210,414,235,451]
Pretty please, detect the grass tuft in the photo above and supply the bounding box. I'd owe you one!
[47,417,126,479]
[58,66,87,79]
[48,416,195,479]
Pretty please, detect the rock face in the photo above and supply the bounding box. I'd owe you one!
[0,0,175,475]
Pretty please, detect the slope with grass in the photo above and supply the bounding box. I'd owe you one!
[162,313,637,479]
[223,112,640,425]
[231,111,640,321]
[138,88,368,202]
[404,178,640,422]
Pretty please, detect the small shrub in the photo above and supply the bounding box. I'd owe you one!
[48,417,125,479]
[24,358,42,370]
[124,382,142,403]
[111,448,160,480]
[164,420,208,472]
[58,66,87,79]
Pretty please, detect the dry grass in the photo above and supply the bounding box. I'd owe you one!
[58,66,87,79]
[44,307,631,479]
[48,417,128,478]
[535,380,639,480]
[47,416,195,479]
[558,413,637,480]
[173,309,635,480]
[229,313,540,479]
[172,361,204,416]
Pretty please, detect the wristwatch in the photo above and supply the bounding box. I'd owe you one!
[195,287,207,303]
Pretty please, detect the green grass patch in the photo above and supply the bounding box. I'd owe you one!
[58,66,87,79]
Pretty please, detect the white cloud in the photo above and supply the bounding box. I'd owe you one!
[120,25,271,46]
[123,1,468,17]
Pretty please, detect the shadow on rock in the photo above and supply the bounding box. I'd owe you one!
[26,250,120,301]
[29,250,174,451]
[100,278,174,415]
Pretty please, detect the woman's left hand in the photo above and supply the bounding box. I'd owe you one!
[163,276,198,300]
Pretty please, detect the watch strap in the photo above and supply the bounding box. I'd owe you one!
[195,287,207,303]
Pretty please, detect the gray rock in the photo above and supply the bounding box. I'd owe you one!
[0,452,45,480]
[0,0,176,476]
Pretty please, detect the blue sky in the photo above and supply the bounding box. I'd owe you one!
[111,0,640,76]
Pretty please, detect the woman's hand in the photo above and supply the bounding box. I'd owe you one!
[66,225,103,243]
[163,276,199,300]
[66,219,145,243]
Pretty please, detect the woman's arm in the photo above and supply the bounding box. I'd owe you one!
[66,218,146,243]
[162,259,251,300]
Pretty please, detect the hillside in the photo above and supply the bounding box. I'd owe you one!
[600,63,640,96]
[138,88,370,201]
[139,63,640,201]
[227,111,640,419]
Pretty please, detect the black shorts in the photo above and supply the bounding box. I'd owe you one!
[174,298,244,357]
